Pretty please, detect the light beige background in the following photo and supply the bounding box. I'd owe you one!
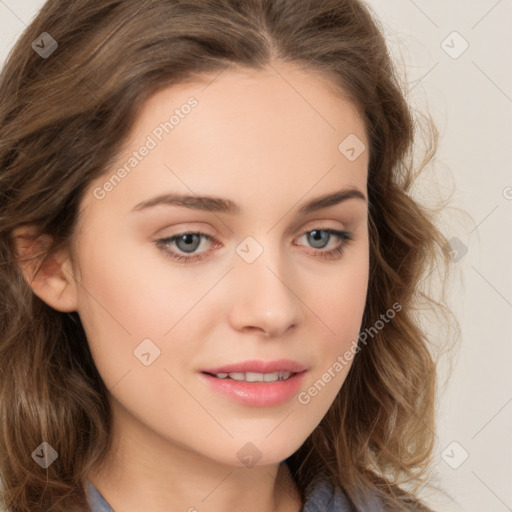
[1,1,511,510]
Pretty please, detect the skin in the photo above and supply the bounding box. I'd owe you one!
[16,61,369,512]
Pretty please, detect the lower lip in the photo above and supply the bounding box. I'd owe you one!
[199,371,307,407]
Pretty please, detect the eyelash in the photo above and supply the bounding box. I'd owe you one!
[156,228,353,264]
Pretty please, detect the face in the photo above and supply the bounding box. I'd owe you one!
[69,62,369,468]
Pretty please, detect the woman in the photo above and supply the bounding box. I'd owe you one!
[0,0,456,510]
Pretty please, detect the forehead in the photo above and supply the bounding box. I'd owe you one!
[135,63,366,150]
[78,62,368,227]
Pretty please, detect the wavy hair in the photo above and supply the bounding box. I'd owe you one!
[0,0,457,510]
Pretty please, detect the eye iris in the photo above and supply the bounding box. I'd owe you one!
[308,230,329,249]
[176,233,201,253]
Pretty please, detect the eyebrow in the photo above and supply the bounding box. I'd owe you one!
[131,187,367,215]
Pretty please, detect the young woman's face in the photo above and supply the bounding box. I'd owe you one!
[70,63,369,467]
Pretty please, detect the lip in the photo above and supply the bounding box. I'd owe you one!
[199,359,308,407]
[199,371,307,407]
[201,359,308,374]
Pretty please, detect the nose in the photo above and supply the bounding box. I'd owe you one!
[226,244,304,338]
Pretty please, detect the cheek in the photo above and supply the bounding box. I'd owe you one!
[74,233,222,394]
[75,231,199,332]
[315,247,369,342]
[301,246,369,399]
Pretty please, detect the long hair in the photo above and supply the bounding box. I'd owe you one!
[0,1,457,510]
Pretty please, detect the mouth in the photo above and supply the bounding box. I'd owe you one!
[202,370,298,382]
[198,359,308,407]
[201,358,307,376]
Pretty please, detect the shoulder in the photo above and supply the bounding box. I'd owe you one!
[302,478,352,512]
[302,477,384,512]
[86,481,114,512]
[86,476,385,512]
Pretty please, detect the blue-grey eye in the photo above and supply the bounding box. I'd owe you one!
[175,233,202,253]
[307,230,331,249]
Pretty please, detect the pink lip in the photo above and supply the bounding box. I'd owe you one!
[199,359,308,407]
[201,359,308,374]
[199,372,307,407]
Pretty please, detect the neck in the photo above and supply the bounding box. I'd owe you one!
[87,401,302,512]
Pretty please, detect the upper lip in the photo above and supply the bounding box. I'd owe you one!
[201,359,308,375]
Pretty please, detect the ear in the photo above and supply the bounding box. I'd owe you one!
[11,226,78,312]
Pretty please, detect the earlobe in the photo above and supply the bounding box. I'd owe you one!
[12,226,79,313]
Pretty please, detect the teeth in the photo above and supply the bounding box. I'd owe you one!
[228,372,245,381]
[213,371,292,382]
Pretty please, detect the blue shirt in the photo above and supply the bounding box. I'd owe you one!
[86,475,383,511]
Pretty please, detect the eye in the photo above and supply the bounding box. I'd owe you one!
[155,228,353,264]
[156,231,218,264]
[295,228,353,260]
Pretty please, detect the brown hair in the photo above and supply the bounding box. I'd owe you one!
[0,0,457,510]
